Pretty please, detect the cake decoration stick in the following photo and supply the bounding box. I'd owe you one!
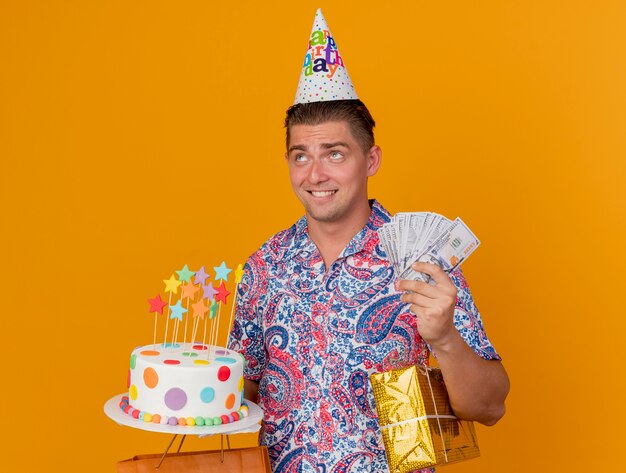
[207,300,218,358]
[210,305,218,360]
[214,304,222,360]
[212,281,231,358]
[147,294,168,349]
[191,311,200,345]
[184,295,190,347]
[189,286,201,344]
[192,266,210,344]
[195,285,203,342]
[191,298,208,344]
[175,265,195,348]
[201,282,217,348]
[162,274,182,347]
[180,281,200,347]
[171,302,180,348]
[169,300,187,348]
[171,307,181,349]
[202,283,217,345]
[191,283,209,343]
[211,262,232,357]
[227,263,244,347]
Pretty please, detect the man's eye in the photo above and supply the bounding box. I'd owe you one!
[294,154,307,162]
[330,151,343,160]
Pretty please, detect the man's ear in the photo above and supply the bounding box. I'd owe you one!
[367,145,382,177]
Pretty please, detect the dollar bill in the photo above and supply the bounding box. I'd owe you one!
[378,212,479,284]
[422,218,480,272]
[400,217,480,283]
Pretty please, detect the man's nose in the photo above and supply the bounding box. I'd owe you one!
[307,158,328,183]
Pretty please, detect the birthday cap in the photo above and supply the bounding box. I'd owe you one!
[294,9,358,104]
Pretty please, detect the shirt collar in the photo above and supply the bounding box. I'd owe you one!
[290,199,392,261]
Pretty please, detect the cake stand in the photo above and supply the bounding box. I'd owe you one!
[104,393,263,466]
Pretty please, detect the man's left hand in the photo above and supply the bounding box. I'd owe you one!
[397,262,459,349]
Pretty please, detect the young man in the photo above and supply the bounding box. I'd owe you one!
[228,10,509,473]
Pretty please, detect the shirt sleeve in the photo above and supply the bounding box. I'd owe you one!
[448,268,501,361]
[227,253,268,381]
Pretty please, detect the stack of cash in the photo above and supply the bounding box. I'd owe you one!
[377,212,480,284]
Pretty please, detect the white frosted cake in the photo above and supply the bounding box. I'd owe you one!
[120,342,247,426]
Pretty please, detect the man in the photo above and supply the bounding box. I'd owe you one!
[228,10,509,473]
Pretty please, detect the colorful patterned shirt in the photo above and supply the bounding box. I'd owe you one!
[229,201,499,473]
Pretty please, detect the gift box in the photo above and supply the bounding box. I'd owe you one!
[370,365,480,472]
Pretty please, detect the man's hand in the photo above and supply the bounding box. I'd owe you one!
[398,261,509,425]
[397,262,458,350]
[244,379,260,403]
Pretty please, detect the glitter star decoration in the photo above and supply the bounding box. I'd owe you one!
[202,282,218,301]
[194,266,210,286]
[163,274,182,294]
[169,300,188,321]
[175,264,195,283]
[215,281,231,304]
[191,299,209,320]
[209,300,218,319]
[234,263,245,284]
[213,261,232,282]
[181,281,200,300]
[147,294,168,314]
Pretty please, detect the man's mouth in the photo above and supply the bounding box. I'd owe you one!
[309,190,337,197]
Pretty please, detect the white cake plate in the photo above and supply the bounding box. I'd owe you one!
[104,393,262,437]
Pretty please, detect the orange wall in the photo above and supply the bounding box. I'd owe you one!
[1,1,625,471]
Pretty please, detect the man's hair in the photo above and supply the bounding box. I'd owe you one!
[284,99,376,152]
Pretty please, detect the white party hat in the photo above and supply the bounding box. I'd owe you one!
[294,9,358,104]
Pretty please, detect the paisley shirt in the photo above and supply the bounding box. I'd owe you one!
[228,201,499,473]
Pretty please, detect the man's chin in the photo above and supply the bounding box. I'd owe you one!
[303,204,343,224]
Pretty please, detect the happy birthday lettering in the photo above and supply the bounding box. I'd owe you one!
[303,29,344,79]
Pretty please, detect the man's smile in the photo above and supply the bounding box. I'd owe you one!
[308,190,338,197]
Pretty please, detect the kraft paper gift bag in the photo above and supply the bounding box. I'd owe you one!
[117,446,272,473]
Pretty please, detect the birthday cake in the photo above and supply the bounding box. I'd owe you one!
[119,263,249,427]
[122,343,246,426]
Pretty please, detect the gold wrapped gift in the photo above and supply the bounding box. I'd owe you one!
[370,365,480,472]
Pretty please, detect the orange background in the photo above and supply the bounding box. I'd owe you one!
[1,1,625,471]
